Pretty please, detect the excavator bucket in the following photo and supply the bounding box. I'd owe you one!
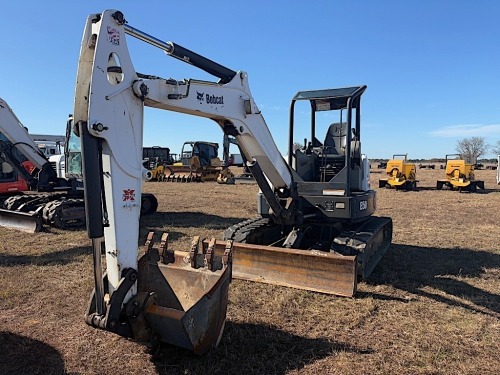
[202,239,357,297]
[137,234,232,354]
[0,208,43,232]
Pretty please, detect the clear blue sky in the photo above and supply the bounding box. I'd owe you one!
[1,0,499,159]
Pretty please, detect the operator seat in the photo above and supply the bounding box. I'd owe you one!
[323,123,344,155]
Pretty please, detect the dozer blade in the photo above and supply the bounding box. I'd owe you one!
[202,239,357,297]
[233,173,256,184]
[0,208,43,233]
[137,235,232,354]
[164,166,202,183]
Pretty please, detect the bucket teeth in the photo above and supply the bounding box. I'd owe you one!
[223,240,233,267]
[205,238,216,271]
[189,236,200,268]
[161,168,217,182]
[134,231,232,354]
[159,233,174,264]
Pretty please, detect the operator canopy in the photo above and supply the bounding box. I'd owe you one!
[292,86,366,110]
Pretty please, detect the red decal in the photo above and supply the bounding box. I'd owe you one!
[123,189,135,201]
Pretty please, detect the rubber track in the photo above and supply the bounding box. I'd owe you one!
[4,194,50,211]
[223,217,270,243]
[332,216,392,278]
[43,198,86,229]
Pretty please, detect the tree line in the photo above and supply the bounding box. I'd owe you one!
[455,137,500,164]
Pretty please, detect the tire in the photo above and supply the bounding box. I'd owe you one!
[140,193,158,215]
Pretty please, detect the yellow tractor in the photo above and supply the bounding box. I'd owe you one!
[161,141,225,182]
[436,154,484,192]
[379,154,417,190]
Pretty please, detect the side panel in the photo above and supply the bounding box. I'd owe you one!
[296,182,376,222]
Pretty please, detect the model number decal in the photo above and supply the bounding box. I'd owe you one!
[107,26,120,45]
[360,200,368,210]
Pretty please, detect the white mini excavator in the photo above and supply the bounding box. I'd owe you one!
[70,9,393,353]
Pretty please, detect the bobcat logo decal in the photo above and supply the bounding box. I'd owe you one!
[196,91,204,103]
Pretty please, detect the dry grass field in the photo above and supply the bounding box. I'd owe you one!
[0,168,499,375]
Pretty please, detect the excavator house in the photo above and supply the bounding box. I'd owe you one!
[70,10,393,353]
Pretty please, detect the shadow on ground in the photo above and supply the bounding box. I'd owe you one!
[366,244,500,317]
[0,246,89,267]
[151,321,371,375]
[415,186,498,193]
[142,211,247,230]
[0,331,74,375]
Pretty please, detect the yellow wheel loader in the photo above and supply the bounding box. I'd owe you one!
[436,154,485,192]
[142,146,172,181]
[378,154,417,190]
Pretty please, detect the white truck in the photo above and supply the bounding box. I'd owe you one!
[32,135,66,178]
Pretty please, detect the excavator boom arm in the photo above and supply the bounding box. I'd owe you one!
[74,11,297,290]
[0,98,63,192]
[0,98,50,171]
[74,10,246,352]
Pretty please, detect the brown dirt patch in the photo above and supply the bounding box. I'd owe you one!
[1,168,499,374]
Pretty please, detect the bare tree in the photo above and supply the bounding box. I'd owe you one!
[492,140,500,155]
[455,137,488,163]
[292,142,303,152]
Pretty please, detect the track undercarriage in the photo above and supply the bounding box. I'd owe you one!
[0,192,85,231]
[223,216,392,296]
[0,192,158,232]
